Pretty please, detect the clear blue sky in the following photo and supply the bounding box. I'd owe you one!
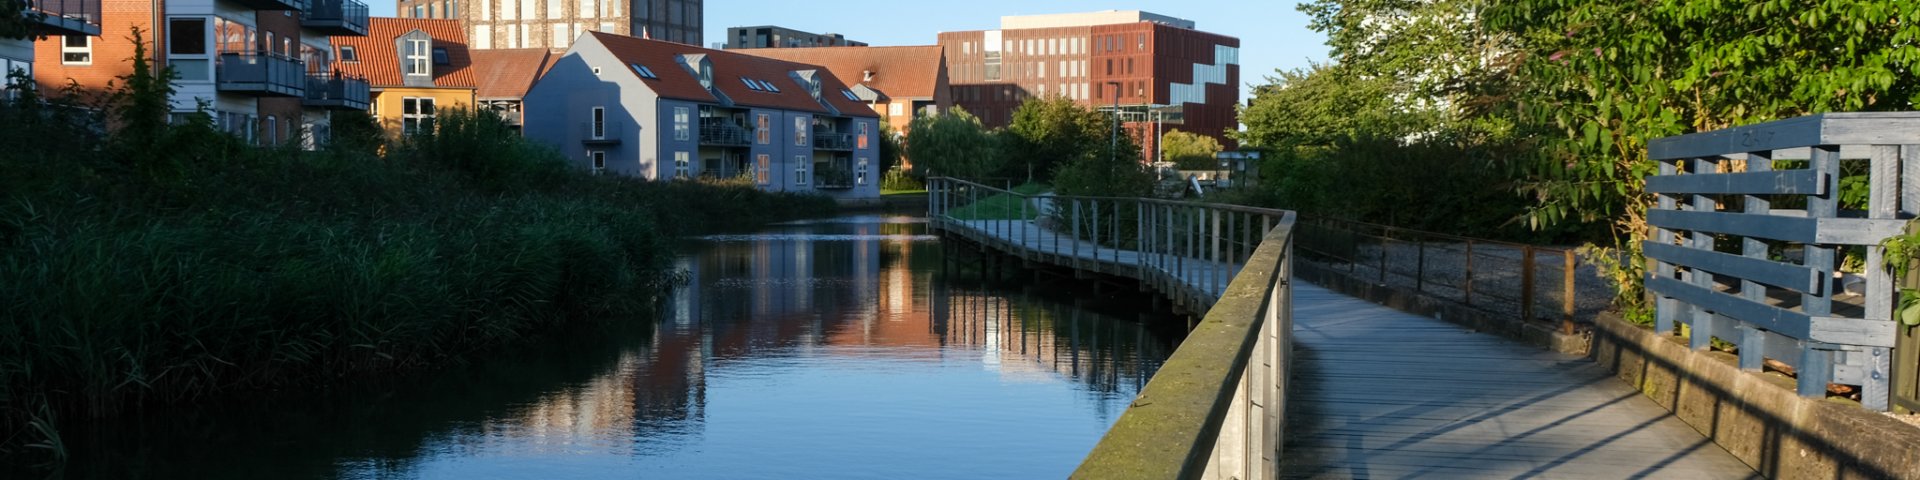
[362,0,1329,103]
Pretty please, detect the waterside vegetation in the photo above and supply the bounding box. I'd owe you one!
[0,36,832,468]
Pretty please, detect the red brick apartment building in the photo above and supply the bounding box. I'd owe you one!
[937,10,1240,163]
[34,0,372,146]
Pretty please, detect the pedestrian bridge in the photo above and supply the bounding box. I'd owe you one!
[925,177,1757,479]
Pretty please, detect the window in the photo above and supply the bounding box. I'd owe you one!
[755,114,770,144]
[507,25,519,47]
[547,0,561,19]
[674,151,690,179]
[888,103,903,117]
[590,107,605,139]
[61,35,90,65]
[265,116,277,145]
[794,116,807,146]
[856,157,868,185]
[761,80,778,93]
[169,18,207,55]
[444,0,454,17]
[673,107,689,141]
[742,77,760,90]
[402,97,436,134]
[630,63,656,78]
[857,122,868,149]
[480,0,490,20]
[755,154,770,185]
[984,51,1001,81]
[841,89,858,101]
[590,150,606,174]
[405,39,430,76]
[431,47,450,65]
[413,5,424,18]
[793,155,809,185]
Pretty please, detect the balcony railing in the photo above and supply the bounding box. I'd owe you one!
[230,0,302,12]
[216,53,305,97]
[812,132,854,150]
[814,165,854,189]
[300,0,369,36]
[27,0,102,36]
[581,121,621,145]
[699,119,751,146]
[303,74,369,110]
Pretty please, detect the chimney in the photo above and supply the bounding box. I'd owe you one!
[862,70,874,82]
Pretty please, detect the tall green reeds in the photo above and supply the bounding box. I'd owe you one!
[0,42,834,468]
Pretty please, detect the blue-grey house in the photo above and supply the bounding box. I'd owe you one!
[526,31,882,200]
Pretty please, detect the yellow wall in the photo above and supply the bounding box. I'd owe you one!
[368,87,476,136]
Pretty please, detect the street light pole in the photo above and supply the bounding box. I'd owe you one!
[1105,81,1121,165]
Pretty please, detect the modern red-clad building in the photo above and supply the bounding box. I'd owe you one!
[937,10,1239,163]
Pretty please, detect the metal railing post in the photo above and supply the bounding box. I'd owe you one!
[1416,237,1425,293]
[1464,240,1475,306]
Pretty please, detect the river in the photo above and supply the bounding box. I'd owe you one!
[59,215,1179,479]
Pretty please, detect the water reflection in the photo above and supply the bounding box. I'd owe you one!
[58,215,1173,480]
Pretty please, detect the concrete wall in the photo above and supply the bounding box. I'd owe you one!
[1591,313,1920,479]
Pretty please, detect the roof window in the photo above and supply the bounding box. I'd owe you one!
[630,63,657,79]
[339,45,358,62]
[760,80,780,93]
[431,47,450,65]
[742,77,761,91]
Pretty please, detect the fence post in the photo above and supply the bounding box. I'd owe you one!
[1072,199,1082,266]
[1464,240,1475,306]
[1415,237,1425,293]
[1522,245,1536,323]
[1563,249,1577,334]
[1378,232,1387,285]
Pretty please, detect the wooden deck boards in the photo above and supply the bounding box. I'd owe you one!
[938,218,1758,479]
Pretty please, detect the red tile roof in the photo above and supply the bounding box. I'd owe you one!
[585,31,876,118]
[330,18,476,88]
[734,46,948,102]
[471,48,554,99]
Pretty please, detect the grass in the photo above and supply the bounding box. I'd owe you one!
[881,188,928,195]
[946,182,1050,220]
[0,102,833,468]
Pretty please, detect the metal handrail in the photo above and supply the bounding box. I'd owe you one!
[926,176,1297,479]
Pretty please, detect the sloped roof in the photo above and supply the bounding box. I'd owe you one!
[471,48,554,99]
[330,18,476,88]
[585,31,876,118]
[734,46,947,101]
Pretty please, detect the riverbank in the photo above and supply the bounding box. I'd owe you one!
[0,104,833,468]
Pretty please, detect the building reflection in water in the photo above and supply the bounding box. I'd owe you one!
[465,216,1171,461]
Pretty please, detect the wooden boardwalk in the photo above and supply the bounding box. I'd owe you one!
[936,215,1758,479]
[1282,284,1756,479]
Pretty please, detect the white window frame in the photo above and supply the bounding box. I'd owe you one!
[793,116,807,146]
[590,106,605,139]
[674,151,690,179]
[405,39,430,77]
[856,157,869,185]
[402,97,436,134]
[793,155,809,186]
[61,35,91,65]
[888,103,903,118]
[590,150,606,175]
[755,114,770,144]
[756,154,770,185]
[673,107,689,141]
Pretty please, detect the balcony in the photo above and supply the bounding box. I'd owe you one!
[27,0,102,36]
[814,164,854,190]
[216,53,305,97]
[812,132,854,151]
[303,74,369,110]
[698,118,751,146]
[300,0,369,36]
[230,0,303,12]
[581,121,621,145]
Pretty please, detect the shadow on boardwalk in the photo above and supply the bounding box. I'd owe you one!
[1280,283,1759,479]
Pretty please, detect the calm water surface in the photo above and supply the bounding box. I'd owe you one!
[65,215,1176,479]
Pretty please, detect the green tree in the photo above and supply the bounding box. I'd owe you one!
[1487,0,1920,314]
[1161,129,1224,170]
[1003,96,1110,182]
[1236,64,1424,150]
[904,107,1001,180]
[1052,121,1152,198]
[877,120,902,174]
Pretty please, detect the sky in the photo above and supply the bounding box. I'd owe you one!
[361,0,1331,104]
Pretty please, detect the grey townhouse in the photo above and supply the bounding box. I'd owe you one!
[526,30,882,200]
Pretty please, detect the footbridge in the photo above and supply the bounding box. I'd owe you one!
[926,177,1759,479]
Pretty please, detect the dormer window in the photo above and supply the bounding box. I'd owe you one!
[404,39,431,77]
[431,47,450,65]
[339,45,358,62]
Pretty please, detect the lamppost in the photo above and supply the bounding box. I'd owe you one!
[1105,81,1121,165]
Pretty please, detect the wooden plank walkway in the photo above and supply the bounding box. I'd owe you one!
[937,216,1759,479]
[1281,283,1757,479]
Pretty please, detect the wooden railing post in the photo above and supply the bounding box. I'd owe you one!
[1563,249,1576,335]
[1464,240,1475,306]
[1521,245,1536,322]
